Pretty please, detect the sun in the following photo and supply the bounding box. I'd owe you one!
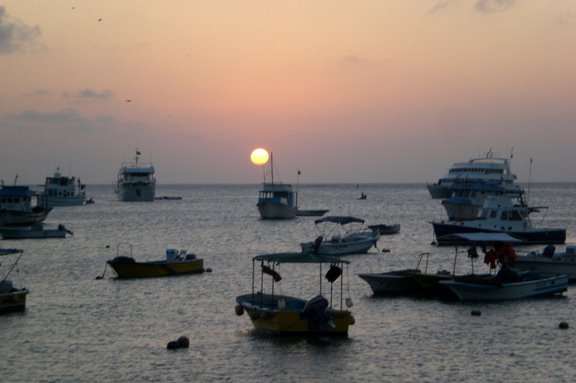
[250,148,270,166]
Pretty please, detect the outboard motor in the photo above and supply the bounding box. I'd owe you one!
[303,295,333,331]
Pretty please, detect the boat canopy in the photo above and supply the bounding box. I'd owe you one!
[0,248,23,256]
[438,232,521,243]
[314,216,365,225]
[253,252,350,264]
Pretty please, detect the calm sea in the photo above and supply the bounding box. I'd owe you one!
[1,183,576,382]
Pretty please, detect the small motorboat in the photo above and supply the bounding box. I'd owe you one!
[515,244,576,281]
[359,252,429,296]
[0,224,73,240]
[300,216,380,256]
[295,209,329,217]
[368,224,400,235]
[0,248,29,314]
[440,271,568,301]
[235,252,355,335]
[106,244,204,279]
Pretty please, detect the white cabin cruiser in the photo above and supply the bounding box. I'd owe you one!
[115,150,156,202]
[427,150,519,199]
[38,168,87,207]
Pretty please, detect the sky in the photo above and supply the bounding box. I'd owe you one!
[1,0,575,184]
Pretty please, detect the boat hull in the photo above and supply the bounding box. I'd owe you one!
[43,195,86,207]
[440,274,568,301]
[426,183,452,199]
[0,208,52,226]
[432,222,566,245]
[257,202,296,219]
[0,227,67,239]
[295,209,329,217]
[116,183,156,202]
[515,256,576,282]
[0,289,29,314]
[236,293,353,335]
[358,270,422,295]
[108,258,204,278]
[301,235,378,256]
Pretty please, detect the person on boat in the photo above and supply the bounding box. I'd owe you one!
[483,242,517,270]
[543,244,556,258]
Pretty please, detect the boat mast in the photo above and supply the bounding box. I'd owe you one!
[270,152,274,185]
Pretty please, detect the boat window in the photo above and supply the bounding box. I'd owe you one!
[489,210,498,219]
[508,210,522,221]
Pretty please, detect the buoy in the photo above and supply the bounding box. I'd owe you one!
[381,248,390,253]
[166,336,189,350]
[205,268,212,273]
[349,315,355,325]
[559,321,569,329]
[471,310,481,316]
[346,297,354,308]
[235,305,244,316]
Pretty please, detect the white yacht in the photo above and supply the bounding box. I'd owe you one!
[38,168,86,207]
[116,150,156,202]
[426,150,518,199]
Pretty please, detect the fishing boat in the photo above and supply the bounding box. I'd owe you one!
[0,248,29,314]
[515,244,576,281]
[0,184,52,226]
[426,150,519,199]
[359,252,438,296]
[439,272,568,302]
[115,150,156,202]
[432,195,566,246]
[368,223,400,235]
[106,244,204,278]
[37,168,87,207]
[235,252,355,335]
[256,152,297,219]
[295,209,329,217]
[300,216,380,256]
[0,224,73,239]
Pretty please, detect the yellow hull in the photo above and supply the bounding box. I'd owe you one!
[108,258,204,278]
[237,294,354,334]
[0,289,29,314]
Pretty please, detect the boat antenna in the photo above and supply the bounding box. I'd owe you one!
[270,152,274,185]
[295,169,301,208]
[1,250,25,285]
[527,157,533,205]
[13,174,19,186]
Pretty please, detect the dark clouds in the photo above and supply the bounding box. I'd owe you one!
[0,6,40,54]
[63,88,115,102]
[3,108,115,132]
[474,0,515,13]
[429,0,515,14]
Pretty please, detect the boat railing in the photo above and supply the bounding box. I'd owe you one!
[416,252,431,274]
[116,242,133,258]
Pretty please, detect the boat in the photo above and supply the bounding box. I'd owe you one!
[358,252,430,296]
[300,216,380,256]
[432,195,566,246]
[0,184,52,226]
[440,180,523,221]
[426,150,519,199]
[0,248,29,314]
[235,252,355,335]
[37,168,87,207]
[368,223,400,235]
[439,271,568,302]
[0,224,73,239]
[361,233,523,299]
[435,232,568,301]
[295,209,329,217]
[106,244,204,278]
[256,152,297,219]
[115,150,156,202]
[515,244,576,281]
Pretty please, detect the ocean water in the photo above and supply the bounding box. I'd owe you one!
[1,183,576,383]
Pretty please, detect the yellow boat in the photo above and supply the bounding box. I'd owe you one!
[235,252,355,335]
[1,248,29,314]
[107,244,204,279]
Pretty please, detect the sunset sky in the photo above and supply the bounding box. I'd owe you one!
[1,1,575,184]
